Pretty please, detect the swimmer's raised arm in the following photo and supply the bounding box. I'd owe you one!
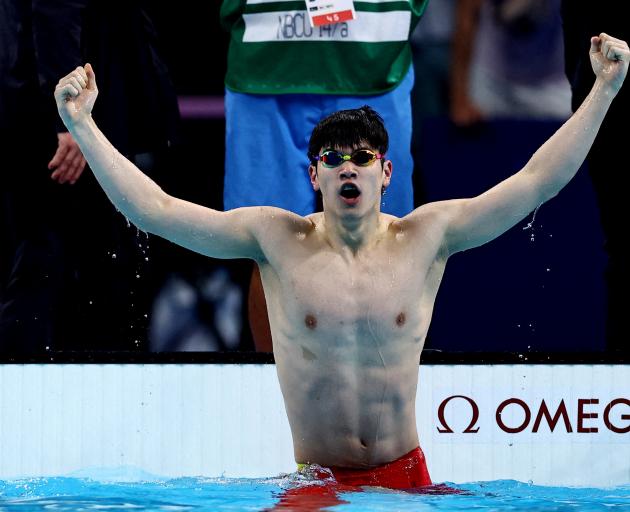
[416,34,628,255]
[54,64,283,262]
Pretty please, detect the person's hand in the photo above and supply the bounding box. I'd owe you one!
[590,33,630,95]
[48,132,87,184]
[54,64,98,128]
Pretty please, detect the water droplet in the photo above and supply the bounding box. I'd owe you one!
[111,253,117,259]
[136,274,141,279]
[296,232,306,241]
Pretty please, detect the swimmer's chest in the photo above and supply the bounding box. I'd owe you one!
[277,250,424,336]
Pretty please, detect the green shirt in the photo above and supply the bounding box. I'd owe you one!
[221,0,429,95]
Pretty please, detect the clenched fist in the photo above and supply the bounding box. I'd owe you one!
[590,33,630,95]
[54,64,98,128]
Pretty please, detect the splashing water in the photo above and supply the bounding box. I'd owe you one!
[522,204,542,242]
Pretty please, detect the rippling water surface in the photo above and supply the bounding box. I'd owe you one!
[1,472,629,511]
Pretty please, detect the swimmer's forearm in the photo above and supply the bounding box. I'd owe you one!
[522,78,615,201]
[66,116,266,261]
[69,117,169,232]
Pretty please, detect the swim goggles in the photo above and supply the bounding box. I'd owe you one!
[313,149,384,168]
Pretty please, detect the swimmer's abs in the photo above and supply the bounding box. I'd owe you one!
[277,355,421,466]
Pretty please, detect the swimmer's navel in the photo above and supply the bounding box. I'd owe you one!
[305,314,317,330]
[396,312,406,327]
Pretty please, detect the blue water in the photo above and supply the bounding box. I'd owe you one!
[1,475,629,511]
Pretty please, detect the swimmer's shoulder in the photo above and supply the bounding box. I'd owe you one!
[400,200,461,227]
[259,206,315,232]
[239,206,313,239]
[396,201,462,252]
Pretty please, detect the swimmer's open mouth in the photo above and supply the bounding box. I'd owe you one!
[339,183,361,199]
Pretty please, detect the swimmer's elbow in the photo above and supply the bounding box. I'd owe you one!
[544,187,561,203]
[522,166,564,205]
[525,157,582,203]
[538,176,568,205]
[126,189,172,234]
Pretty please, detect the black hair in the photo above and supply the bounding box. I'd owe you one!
[308,105,389,164]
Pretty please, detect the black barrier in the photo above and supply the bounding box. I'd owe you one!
[1,350,629,364]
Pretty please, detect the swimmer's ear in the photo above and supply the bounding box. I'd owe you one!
[382,159,393,189]
[309,164,320,191]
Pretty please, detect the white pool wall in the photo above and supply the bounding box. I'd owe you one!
[0,364,628,486]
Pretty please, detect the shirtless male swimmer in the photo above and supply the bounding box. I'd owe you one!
[54,34,628,490]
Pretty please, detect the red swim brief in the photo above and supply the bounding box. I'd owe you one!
[327,446,432,489]
[267,449,434,510]
[300,446,432,489]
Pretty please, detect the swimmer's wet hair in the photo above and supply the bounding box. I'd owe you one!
[308,105,389,164]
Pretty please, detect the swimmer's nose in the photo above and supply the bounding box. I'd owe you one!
[339,167,358,180]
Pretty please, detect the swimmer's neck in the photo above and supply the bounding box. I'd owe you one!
[321,207,387,255]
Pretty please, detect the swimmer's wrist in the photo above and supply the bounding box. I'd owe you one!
[594,76,623,99]
[66,115,98,145]
[67,114,94,132]
[590,78,620,104]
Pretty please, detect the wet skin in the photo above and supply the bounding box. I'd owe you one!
[256,148,443,467]
[258,206,448,468]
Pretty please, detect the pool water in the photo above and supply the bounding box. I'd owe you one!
[1,474,629,511]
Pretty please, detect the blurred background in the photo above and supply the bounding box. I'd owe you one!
[0,1,613,355]
[149,1,606,354]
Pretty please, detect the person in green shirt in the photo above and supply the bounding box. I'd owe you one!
[221,0,429,350]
